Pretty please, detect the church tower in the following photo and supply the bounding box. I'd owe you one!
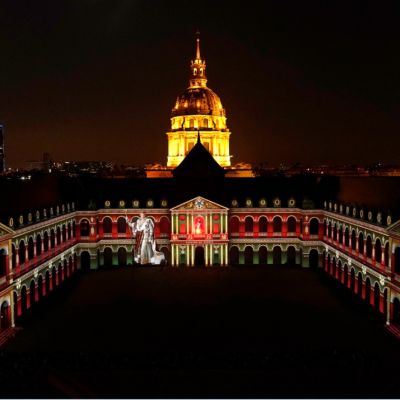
[166,33,231,167]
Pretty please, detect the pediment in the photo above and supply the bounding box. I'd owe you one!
[0,222,14,237]
[171,196,228,211]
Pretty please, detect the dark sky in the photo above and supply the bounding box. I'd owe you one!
[0,0,399,168]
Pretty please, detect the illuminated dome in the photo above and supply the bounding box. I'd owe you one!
[166,32,231,168]
[172,87,225,117]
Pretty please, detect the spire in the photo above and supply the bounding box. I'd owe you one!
[196,30,201,60]
[189,31,207,88]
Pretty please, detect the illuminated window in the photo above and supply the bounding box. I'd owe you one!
[189,119,195,129]
[193,68,197,75]
[194,216,204,235]
[203,118,208,128]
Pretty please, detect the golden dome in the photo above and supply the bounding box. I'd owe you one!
[172,87,226,117]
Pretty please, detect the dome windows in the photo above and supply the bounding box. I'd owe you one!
[193,68,197,76]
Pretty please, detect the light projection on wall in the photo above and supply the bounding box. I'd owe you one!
[194,216,204,236]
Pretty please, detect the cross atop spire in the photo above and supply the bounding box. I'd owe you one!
[196,30,201,60]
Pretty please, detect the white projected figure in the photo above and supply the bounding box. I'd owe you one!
[126,213,165,265]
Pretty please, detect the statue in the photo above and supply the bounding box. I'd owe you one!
[126,213,165,265]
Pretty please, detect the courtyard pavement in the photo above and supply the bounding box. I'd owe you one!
[1,265,400,398]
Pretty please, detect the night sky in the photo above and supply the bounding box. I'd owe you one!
[0,1,399,168]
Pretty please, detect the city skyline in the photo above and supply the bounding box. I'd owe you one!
[0,1,399,168]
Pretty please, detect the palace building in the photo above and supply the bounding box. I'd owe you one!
[1,36,400,343]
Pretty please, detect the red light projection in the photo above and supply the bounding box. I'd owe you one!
[194,216,205,236]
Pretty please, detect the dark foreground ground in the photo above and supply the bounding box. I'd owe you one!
[1,265,400,398]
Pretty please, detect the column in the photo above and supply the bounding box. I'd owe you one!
[210,245,213,266]
[205,245,208,266]
[191,245,195,266]
[253,249,259,265]
[225,244,228,266]
[55,269,59,286]
[171,244,175,266]
[205,215,208,235]
[186,245,189,266]
[33,240,37,257]
[302,253,309,268]
[26,290,31,309]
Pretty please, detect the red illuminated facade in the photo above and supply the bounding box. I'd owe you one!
[1,196,400,340]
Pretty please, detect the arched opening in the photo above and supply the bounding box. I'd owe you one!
[327,254,331,274]
[350,269,356,292]
[21,286,27,313]
[45,270,51,294]
[358,232,364,255]
[117,217,127,234]
[103,217,112,234]
[351,230,356,251]
[375,238,382,264]
[338,227,343,244]
[258,217,268,234]
[333,224,337,241]
[287,216,296,233]
[0,249,6,276]
[309,249,319,268]
[357,272,363,297]
[374,282,380,311]
[37,275,43,300]
[80,219,90,237]
[273,217,282,234]
[50,229,55,249]
[68,257,73,276]
[194,246,205,266]
[56,227,61,246]
[395,247,400,273]
[43,231,49,252]
[62,225,67,242]
[259,246,268,265]
[159,217,170,236]
[244,217,253,233]
[19,241,26,265]
[58,263,62,283]
[332,258,337,278]
[63,259,68,279]
[229,247,239,266]
[80,251,91,271]
[12,292,18,323]
[104,248,113,266]
[338,261,342,282]
[366,235,372,258]
[309,218,319,235]
[0,301,10,330]
[28,237,34,260]
[36,234,42,256]
[344,227,349,247]
[365,278,371,304]
[29,280,36,307]
[273,246,282,265]
[343,264,349,288]
[287,246,296,265]
[244,246,253,265]
[327,222,332,238]
[52,267,57,288]
[393,298,400,323]
[384,242,389,267]
[67,223,72,240]
[229,217,239,234]
[11,244,16,270]
[118,247,127,266]
[72,221,76,238]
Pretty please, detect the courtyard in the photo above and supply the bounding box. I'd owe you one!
[1,265,400,398]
